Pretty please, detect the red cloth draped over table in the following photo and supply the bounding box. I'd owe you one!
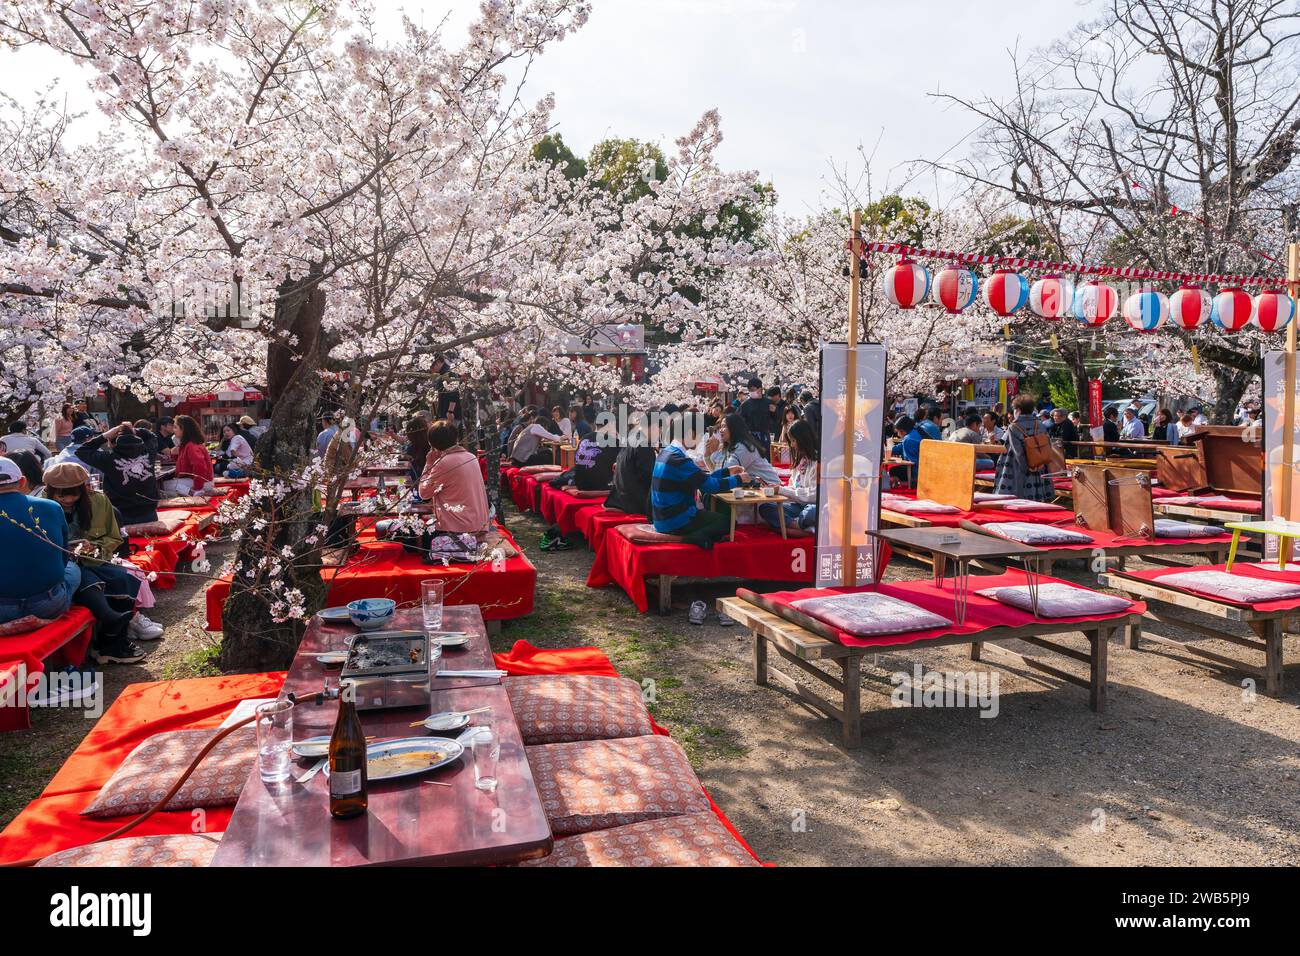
[510,471,539,512]
[1122,562,1300,612]
[587,525,815,613]
[576,508,645,551]
[0,644,763,865]
[0,608,96,732]
[204,523,536,629]
[757,569,1145,649]
[127,511,210,589]
[539,485,610,536]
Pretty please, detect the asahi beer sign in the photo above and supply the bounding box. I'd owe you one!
[815,343,887,587]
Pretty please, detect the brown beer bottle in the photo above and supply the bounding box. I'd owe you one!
[329,680,368,819]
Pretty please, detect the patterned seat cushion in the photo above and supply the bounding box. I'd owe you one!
[37,833,221,867]
[617,523,684,544]
[521,812,759,867]
[506,675,654,745]
[526,736,712,836]
[81,726,255,819]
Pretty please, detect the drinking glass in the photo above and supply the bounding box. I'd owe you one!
[421,579,445,632]
[472,722,500,792]
[425,638,443,690]
[255,699,295,783]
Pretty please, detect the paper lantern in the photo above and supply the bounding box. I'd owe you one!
[882,258,930,309]
[984,269,1029,316]
[1168,284,1210,330]
[1073,280,1117,327]
[1029,275,1074,320]
[1122,289,1168,332]
[1253,288,1294,333]
[1210,286,1252,332]
[931,265,979,313]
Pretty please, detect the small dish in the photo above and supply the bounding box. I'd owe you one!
[292,736,330,758]
[315,650,348,666]
[431,633,469,649]
[347,598,397,631]
[318,607,352,623]
[421,712,472,732]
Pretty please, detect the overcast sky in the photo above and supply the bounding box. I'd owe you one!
[3,0,1096,214]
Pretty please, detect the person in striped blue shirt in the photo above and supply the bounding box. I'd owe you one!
[651,414,746,548]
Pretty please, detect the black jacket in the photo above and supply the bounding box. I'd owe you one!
[605,444,656,515]
[76,433,160,524]
[740,396,773,436]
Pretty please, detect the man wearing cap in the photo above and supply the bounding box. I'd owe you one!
[45,425,103,478]
[0,458,81,626]
[239,414,267,441]
[315,413,338,459]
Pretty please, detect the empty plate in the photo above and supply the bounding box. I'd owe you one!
[292,736,330,758]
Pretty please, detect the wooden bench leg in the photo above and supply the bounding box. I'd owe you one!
[970,640,983,662]
[1127,618,1142,650]
[1089,627,1108,712]
[657,575,672,615]
[840,653,862,748]
[1264,618,1284,696]
[754,630,769,687]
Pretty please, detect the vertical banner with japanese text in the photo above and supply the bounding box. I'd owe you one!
[1262,349,1299,560]
[815,343,887,587]
[1088,379,1103,427]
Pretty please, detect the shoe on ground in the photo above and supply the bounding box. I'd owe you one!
[552,537,573,551]
[688,600,707,625]
[129,614,164,641]
[717,612,735,627]
[93,638,146,665]
[26,665,101,706]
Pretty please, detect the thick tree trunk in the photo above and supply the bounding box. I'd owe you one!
[218,282,330,672]
[1211,363,1252,423]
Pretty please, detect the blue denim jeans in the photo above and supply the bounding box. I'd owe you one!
[0,563,81,624]
[759,501,818,532]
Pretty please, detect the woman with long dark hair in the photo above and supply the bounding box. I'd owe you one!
[720,412,780,487]
[163,414,214,496]
[759,419,819,532]
[53,403,75,451]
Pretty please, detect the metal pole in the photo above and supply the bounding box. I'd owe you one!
[841,211,862,587]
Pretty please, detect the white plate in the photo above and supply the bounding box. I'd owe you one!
[432,634,469,649]
[319,607,352,622]
[315,651,348,666]
[421,712,472,732]
[364,737,464,781]
[292,736,331,758]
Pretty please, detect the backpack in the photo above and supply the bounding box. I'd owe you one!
[1013,421,1053,472]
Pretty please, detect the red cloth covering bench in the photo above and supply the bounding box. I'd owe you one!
[0,608,96,733]
[127,511,210,589]
[203,523,536,630]
[575,508,645,551]
[587,523,814,613]
[0,641,763,866]
[757,569,1146,649]
[539,484,610,536]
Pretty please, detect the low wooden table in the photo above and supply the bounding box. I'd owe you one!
[211,605,552,867]
[868,527,1046,623]
[712,489,791,540]
[1101,570,1288,695]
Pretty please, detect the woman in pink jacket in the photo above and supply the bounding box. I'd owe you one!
[418,419,490,533]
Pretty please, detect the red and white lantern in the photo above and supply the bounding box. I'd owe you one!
[882,258,930,309]
[1253,288,1295,333]
[1210,286,1252,332]
[1073,280,1117,327]
[931,265,979,314]
[983,268,1029,316]
[1168,284,1210,330]
[1029,275,1074,320]
[1122,289,1168,332]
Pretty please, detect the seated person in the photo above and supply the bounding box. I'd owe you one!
[0,457,80,627]
[605,413,658,515]
[74,422,160,525]
[759,419,818,533]
[509,413,562,467]
[1,420,52,461]
[162,414,215,497]
[418,419,490,534]
[5,449,45,497]
[572,419,620,492]
[950,413,994,471]
[892,415,924,486]
[45,425,102,478]
[568,405,595,441]
[651,414,745,549]
[40,462,160,658]
[719,413,781,488]
[217,423,254,477]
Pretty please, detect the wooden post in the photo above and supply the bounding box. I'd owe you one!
[841,211,862,587]
[1283,243,1300,551]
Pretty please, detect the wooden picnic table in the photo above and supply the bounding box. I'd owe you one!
[712,489,791,539]
[211,605,552,867]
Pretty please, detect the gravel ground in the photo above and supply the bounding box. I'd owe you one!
[4,514,1298,866]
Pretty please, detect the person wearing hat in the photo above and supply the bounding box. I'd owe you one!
[40,462,157,659]
[0,457,81,626]
[238,414,267,441]
[45,425,103,478]
[74,422,160,526]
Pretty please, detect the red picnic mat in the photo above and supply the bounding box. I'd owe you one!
[0,607,97,733]
[127,511,209,589]
[205,523,536,629]
[587,523,814,613]
[539,484,610,535]
[1118,562,1300,613]
[576,508,645,551]
[752,568,1144,649]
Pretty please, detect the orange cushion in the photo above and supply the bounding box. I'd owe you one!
[505,675,653,744]
[36,833,221,867]
[521,812,760,867]
[526,736,711,836]
[616,523,684,545]
[81,726,255,818]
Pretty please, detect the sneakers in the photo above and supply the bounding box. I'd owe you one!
[92,637,146,665]
[688,600,707,625]
[539,527,572,552]
[26,665,101,707]
[129,614,164,641]
[717,611,735,627]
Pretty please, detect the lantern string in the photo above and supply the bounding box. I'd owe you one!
[847,238,1285,287]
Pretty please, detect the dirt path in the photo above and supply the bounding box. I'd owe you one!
[5,512,1299,865]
